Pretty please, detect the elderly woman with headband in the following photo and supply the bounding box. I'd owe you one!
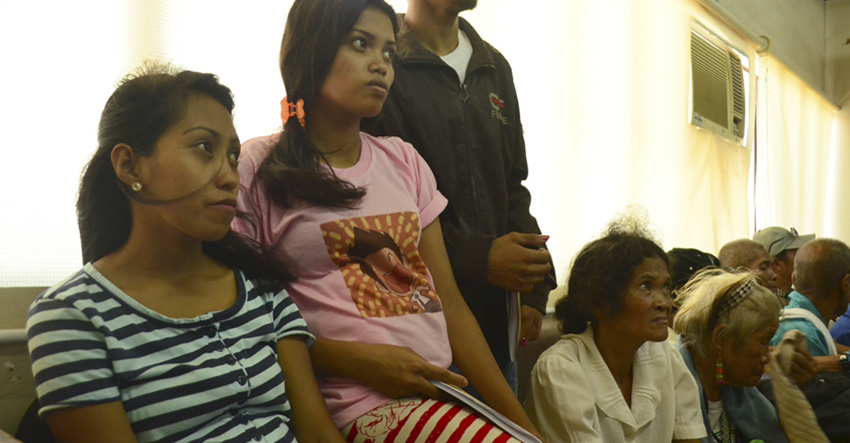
[673,268,788,443]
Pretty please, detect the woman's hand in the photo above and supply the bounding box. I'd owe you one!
[309,338,467,400]
[766,342,819,387]
[356,344,469,399]
[789,345,818,387]
[487,232,551,293]
[520,304,544,343]
[420,220,544,440]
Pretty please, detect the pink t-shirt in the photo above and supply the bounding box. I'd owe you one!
[233,132,452,427]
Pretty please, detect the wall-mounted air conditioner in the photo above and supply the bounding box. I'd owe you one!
[690,24,747,145]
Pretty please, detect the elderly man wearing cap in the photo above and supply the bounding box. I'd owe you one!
[753,226,816,297]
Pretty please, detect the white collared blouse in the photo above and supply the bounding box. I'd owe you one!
[527,326,706,443]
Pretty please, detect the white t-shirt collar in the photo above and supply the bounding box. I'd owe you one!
[439,29,473,84]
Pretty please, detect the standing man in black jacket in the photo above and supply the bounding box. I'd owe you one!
[366,0,556,395]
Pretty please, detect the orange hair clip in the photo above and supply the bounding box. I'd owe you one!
[280,97,306,129]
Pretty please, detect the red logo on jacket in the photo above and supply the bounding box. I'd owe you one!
[489,92,508,125]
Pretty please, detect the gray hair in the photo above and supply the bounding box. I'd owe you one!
[673,268,781,357]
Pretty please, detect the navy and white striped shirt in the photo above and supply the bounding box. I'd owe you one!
[27,263,313,443]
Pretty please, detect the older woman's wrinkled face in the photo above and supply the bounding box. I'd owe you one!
[601,256,673,344]
[719,320,778,387]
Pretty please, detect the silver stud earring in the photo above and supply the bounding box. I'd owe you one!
[131,182,142,192]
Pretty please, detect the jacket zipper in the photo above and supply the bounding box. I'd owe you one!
[460,82,480,232]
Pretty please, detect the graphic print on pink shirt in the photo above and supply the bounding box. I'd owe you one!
[321,211,442,318]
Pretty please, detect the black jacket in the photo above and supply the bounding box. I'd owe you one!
[366,17,557,365]
[759,372,850,441]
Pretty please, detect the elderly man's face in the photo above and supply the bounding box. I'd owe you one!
[771,249,797,293]
[748,249,778,290]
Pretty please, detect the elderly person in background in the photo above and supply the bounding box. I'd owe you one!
[753,226,815,297]
[773,239,850,361]
[666,248,720,345]
[673,268,787,443]
[717,239,779,296]
[667,248,721,293]
[527,218,705,442]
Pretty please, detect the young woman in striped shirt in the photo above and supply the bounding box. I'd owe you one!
[26,65,344,443]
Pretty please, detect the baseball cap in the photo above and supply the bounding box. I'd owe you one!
[752,226,815,258]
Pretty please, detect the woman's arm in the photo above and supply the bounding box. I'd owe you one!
[28,296,136,443]
[813,355,842,372]
[276,336,346,443]
[309,337,467,399]
[418,219,542,440]
[45,402,137,443]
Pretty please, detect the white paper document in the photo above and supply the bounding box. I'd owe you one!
[430,380,542,443]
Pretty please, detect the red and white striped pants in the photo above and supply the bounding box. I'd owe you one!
[341,398,521,443]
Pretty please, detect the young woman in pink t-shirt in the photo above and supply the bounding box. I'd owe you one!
[233,0,541,441]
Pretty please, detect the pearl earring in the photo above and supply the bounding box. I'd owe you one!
[131,182,142,192]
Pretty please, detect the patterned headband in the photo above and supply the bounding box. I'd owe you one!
[717,278,756,317]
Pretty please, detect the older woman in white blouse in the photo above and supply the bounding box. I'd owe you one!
[527,221,705,442]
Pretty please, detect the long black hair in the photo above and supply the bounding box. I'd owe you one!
[555,217,669,334]
[255,0,399,209]
[77,63,294,287]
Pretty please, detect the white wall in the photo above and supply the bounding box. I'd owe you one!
[0,1,294,287]
[1,0,843,288]
[717,0,826,96]
[1,0,846,432]
[721,0,850,243]
[825,0,850,242]
[826,0,850,102]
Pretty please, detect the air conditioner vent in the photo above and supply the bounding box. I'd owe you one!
[729,53,745,119]
[691,30,728,126]
[690,24,747,145]
[729,53,745,137]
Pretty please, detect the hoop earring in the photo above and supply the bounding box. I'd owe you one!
[131,182,143,192]
[716,353,724,385]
